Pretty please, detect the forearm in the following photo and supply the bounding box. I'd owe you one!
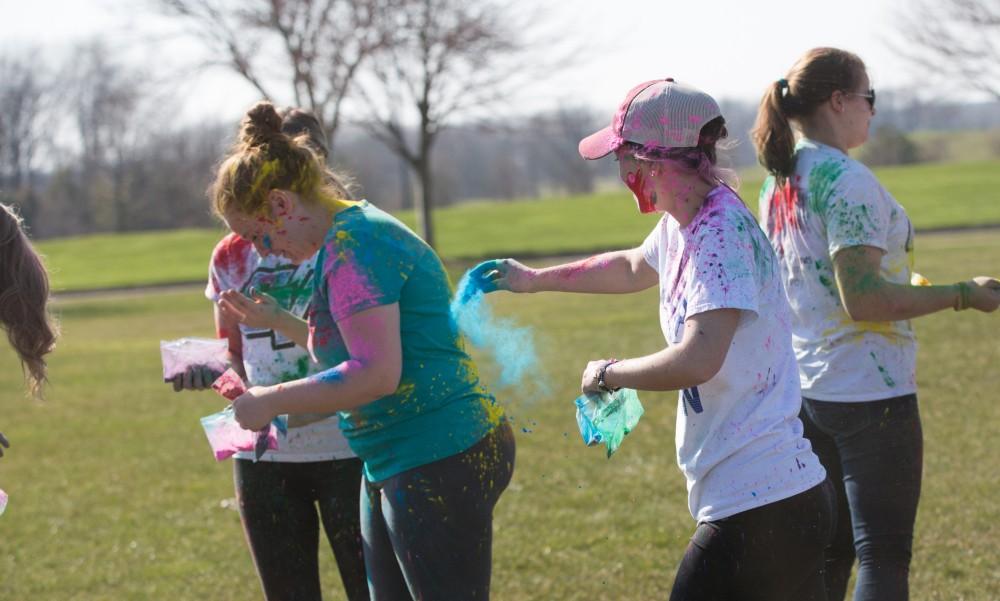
[602,346,709,392]
[271,310,310,349]
[844,281,960,322]
[264,360,396,416]
[530,249,653,294]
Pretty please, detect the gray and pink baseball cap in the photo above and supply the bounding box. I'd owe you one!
[578,78,722,160]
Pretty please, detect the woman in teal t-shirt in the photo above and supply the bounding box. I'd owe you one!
[212,101,514,600]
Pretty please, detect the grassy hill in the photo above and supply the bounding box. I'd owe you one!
[2,230,998,599]
[37,159,1000,293]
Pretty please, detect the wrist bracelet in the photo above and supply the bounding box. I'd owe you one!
[954,281,971,311]
[597,359,621,393]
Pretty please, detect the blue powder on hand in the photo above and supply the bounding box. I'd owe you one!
[450,269,542,389]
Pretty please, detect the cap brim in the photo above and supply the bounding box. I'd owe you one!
[578,125,620,160]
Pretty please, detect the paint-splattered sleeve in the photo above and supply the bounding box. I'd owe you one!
[684,209,761,320]
[205,233,254,302]
[323,220,420,322]
[640,216,667,272]
[825,169,891,257]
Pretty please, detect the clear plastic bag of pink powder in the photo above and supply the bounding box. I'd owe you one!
[200,406,280,461]
[160,337,229,382]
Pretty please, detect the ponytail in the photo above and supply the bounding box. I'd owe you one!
[751,80,797,180]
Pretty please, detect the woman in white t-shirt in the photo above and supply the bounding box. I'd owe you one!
[470,79,833,600]
[171,109,367,601]
[752,47,1000,601]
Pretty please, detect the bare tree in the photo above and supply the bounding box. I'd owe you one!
[356,0,535,248]
[895,0,1000,100]
[65,42,146,232]
[158,0,397,153]
[0,52,48,227]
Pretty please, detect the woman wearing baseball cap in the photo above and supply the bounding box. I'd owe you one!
[469,78,834,600]
[752,47,1000,601]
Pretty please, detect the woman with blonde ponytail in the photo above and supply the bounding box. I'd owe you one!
[0,202,58,456]
[752,47,1000,601]
[212,101,514,600]
[172,108,368,601]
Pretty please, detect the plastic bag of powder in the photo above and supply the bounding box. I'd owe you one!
[574,388,644,458]
[200,407,285,462]
[160,337,229,382]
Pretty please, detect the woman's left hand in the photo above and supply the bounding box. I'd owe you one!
[232,387,277,431]
[581,359,611,394]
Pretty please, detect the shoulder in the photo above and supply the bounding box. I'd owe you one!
[210,233,256,270]
[692,187,754,237]
[333,201,427,254]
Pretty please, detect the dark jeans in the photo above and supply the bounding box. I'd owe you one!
[361,422,516,601]
[800,394,923,601]
[234,458,369,601]
[669,478,836,601]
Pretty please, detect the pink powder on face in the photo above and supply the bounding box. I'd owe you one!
[625,169,656,213]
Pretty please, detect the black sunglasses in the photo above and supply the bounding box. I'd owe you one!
[847,88,876,110]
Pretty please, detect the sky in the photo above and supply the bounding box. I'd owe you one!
[0,0,959,126]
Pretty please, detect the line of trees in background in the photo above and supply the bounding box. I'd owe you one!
[2,0,999,241]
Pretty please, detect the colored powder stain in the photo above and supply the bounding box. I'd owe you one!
[624,169,656,213]
[450,270,543,390]
[309,367,344,385]
[279,355,313,381]
[765,176,800,237]
[806,159,847,215]
[261,234,273,250]
[869,351,897,388]
[480,396,505,428]
[818,274,837,297]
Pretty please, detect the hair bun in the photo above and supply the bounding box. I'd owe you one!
[240,101,284,147]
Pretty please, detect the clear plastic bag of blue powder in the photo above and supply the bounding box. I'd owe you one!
[574,388,644,457]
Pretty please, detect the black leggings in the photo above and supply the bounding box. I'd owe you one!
[669,478,836,601]
[234,458,368,601]
[361,422,516,601]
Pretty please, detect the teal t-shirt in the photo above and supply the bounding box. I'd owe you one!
[308,201,503,482]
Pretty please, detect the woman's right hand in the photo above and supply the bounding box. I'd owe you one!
[218,287,285,329]
[967,277,1000,312]
[467,258,537,294]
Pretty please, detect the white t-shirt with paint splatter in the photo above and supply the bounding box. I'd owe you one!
[641,185,826,522]
[206,234,354,462]
[759,138,917,402]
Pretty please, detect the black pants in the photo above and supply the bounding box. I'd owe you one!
[234,458,368,601]
[669,478,836,601]
[362,422,516,601]
[801,394,923,601]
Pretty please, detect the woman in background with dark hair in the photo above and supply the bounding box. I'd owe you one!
[472,78,833,601]
[0,202,58,456]
[752,47,1000,601]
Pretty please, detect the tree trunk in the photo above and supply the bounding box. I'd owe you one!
[415,156,435,250]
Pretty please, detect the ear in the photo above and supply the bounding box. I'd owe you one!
[829,89,847,114]
[267,189,293,217]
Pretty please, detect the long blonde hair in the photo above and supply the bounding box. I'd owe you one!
[0,203,58,397]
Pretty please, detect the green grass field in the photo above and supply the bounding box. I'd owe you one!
[37,159,1000,293]
[1,230,997,600]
